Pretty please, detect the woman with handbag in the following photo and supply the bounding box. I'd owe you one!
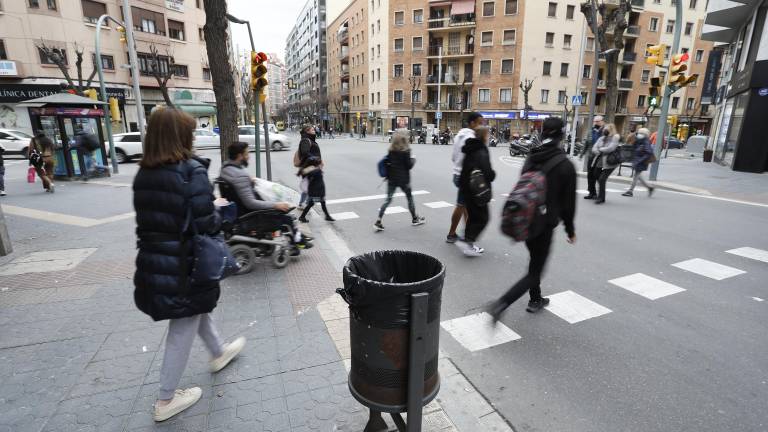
[27,133,56,193]
[133,107,245,422]
[457,126,495,257]
[588,123,620,204]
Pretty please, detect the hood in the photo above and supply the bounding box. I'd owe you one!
[462,138,486,154]
[455,128,475,142]
[526,143,565,166]
[191,155,211,168]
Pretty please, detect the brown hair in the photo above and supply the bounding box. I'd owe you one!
[474,126,490,144]
[140,107,195,168]
[625,132,637,145]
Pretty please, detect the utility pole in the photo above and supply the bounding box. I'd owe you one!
[570,18,587,157]
[95,14,122,174]
[436,46,442,132]
[649,0,682,181]
[583,0,599,172]
[122,0,146,146]
[409,75,420,143]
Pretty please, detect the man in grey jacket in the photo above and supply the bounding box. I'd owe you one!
[220,142,292,213]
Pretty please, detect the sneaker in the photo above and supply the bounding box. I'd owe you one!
[373,220,384,231]
[325,215,336,222]
[298,217,309,223]
[153,387,202,422]
[463,244,484,257]
[290,247,301,257]
[594,199,605,204]
[487,300,509,325]
[621,191,633,197]
[648,187,655,197]
[526,298,550,313]
[454,238,470,252]
[411,216,426,226]
[210,336,246,372]
[583,194,596,200]
[0,190,6,196]
[49,184,55,193]
[445,234,459,244]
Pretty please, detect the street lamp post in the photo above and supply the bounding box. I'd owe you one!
[583,0,600,172]
[95,14,125,174]
[121,0,146,146]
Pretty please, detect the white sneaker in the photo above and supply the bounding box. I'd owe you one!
[463,244,484,257]
[153,387,202,422]
[209,336,246,372]
[0,190,6,196]
[454,239,470,252]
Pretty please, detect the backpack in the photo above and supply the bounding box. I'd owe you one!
[468,169,492,205]
[377,155,390,178]
[501,154,567,242]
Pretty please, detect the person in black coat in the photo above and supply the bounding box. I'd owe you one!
[133,108,245,422]
[457,126,495,256]
[296,125,323,208]
[374,133,425,231]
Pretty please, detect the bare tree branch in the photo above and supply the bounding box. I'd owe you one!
[519,78,535,120]
[37,40,82,95]
[148,44,176,107]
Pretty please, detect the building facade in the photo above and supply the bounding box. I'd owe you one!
[0,0,216,133]
[266,53,287,121]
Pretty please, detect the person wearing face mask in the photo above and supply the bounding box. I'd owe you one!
[589,123,621,204]
[584,116,605,199]
[622,128,656,197]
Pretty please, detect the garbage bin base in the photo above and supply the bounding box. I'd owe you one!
[348,378,440,413]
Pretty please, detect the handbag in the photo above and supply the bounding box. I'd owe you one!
[27,167,36,183]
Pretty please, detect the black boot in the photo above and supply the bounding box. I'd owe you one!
[525,298,550,313]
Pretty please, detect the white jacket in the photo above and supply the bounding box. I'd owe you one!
[451,128,476,175]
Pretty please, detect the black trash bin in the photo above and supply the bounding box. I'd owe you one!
[338,250,445,414]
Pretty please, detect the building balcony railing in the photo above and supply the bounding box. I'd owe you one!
[337,49,349,60]
[338,28,349,44]
[423,101,470,111]
[340,69,350,79]
[625,25,641,37]
[619,79,634,90]
[622,51,637,63]
[340,88,349,96]
[426,74,473,85]
[133,26,166,37]
[427,45,474,57]
[631,0,644,9]
[427,14,476,30]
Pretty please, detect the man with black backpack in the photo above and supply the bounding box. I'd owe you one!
[490,117,577,317]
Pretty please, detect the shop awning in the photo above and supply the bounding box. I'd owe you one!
[177,104,216,116]
[451,0,475,15]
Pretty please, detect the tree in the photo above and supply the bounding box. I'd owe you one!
[581,0,632,124]
[519,78,535,120]
[331,96,347,132]
[37,41,97,96]
[148,45,176,108]
[562,89,576,131]
[203,0,239,162]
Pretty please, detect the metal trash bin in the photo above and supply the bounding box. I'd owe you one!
[338,250,445,431]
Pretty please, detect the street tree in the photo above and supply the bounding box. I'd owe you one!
[37,41,97,96]
[519,78,535,120]
[148,45,176,108]
[331,96,347,132]
[203,0,239,161]
[581,0,632,123]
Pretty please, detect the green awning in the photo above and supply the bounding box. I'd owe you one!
[177,104,216,116]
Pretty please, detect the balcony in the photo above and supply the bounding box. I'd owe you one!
[338,28,349,44]
[427,14,476,31]
[619,79,633,90]
[622,51,637,63]
[340,87,350,96]
[427,44,474,57]
[426,74,473,85]
[625,25,640,37]
[337,48,349,61]
[340,68,350,79]
[423,101,469,111]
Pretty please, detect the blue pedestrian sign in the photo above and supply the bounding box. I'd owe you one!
[571,95,583,106]
[436,111,443,120]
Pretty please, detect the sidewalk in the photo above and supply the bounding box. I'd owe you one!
[0,177,512,431]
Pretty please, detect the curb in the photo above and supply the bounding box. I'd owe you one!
[574,170,713,195]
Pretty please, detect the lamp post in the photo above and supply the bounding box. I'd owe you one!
[121,0,146,145]
[95,14,127,174]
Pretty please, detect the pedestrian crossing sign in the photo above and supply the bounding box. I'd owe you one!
[436,112,443,120]
[572,95,583,106]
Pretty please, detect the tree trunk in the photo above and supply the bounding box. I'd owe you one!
[203,0,239,162]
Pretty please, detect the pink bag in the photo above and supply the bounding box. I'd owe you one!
[27,167,36,183]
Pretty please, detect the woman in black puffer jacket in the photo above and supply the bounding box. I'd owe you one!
[373,133,425,231]
[133,108,245,423]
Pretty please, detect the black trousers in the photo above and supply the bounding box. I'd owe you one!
[500,228,554,304]
[464,201,489,243]
[595,166,615,200]
[586,156,598,196]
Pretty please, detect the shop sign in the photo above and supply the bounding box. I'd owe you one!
[478,111,517,120]
[0,84,126,103]
[700,50,722,105]
[758,88,768,97]
[520,111,551,120]
[30,107,105,116]
[166,0,183,12]
[0,61,20,77]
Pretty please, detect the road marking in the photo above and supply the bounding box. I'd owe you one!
[82,180,133,188]
[672,258,746,280]
[384,206,408,215]
[752,297,765,302]
[326,190,429,205]
[1,204,135,228]
[0,248,97,276]
[544,290,612,324]
[608,273,686,300]
[329,211,359,221]
[498,156,525,168]
[424,201,454,209]
[440,312,521,352]
[726,247,768,264]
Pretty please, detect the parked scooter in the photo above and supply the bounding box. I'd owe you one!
[432,133,439,145]
[509,134,533,157]
[417,131,427,144]
[489,136,498,147]
[439,131,451,145]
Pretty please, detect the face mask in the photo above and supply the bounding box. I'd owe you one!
[636,133,646,139]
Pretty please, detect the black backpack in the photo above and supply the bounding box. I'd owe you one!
[468,169,492,205]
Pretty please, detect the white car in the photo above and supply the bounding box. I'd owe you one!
[237,125,292,151]
[0,129,35,156]
[108,132,143,163]
[193,129,221,150]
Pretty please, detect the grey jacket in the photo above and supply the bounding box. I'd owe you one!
[219,162,275,211]
[591,134,620,169]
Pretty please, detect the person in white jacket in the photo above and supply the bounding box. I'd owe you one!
[447,112,484,244]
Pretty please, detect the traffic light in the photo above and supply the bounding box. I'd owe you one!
[668,53,698,87]
[109,97,121,122]
[645,44,666,66]
[83,89,98,100]
[649,77,661,103]
[117,26,127,44]
[250,51,268,93]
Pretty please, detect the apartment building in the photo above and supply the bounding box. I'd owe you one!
[0,0,216,132]
[266,53,287,120]
[285,0,328,125]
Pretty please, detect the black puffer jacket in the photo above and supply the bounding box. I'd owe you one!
[522,141,577,237]
[133,156,221,321]
[386,150,415,187]
[459,138,496,195]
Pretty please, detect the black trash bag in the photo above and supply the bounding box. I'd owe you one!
[338,250,445,329]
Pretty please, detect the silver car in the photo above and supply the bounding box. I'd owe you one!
[0,129,35,156]
[237,125,292,151]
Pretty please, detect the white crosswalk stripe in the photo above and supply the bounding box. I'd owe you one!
[441,312,521,352]
[672,258,746,280]
[329,211,360,221]
[609,273,686,300]
[326,190,430,205]
[544,290,612,324]
[726,247,768,264]
[423,201,454,209]
[384,206,408,215]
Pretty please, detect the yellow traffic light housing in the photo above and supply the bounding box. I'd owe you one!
[250,51,268,93]
[117,26,127,44]
[668,52,698,88]
[646,44,666,66]
[109,97,121,122]
[83,89,98,100]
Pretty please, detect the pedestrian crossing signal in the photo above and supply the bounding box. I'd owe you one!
[250,51,268,93]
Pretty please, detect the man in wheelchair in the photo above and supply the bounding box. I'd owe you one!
[219,142,312,253]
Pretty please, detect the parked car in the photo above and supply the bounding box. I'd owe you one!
[0,129,34,157]
[666,136,685,149]
[107,132,143,163]
[237,125,292,151]
[193,128,220,149]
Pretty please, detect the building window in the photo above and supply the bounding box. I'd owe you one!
[393,90,404,102]
[671,96,679,109]
[482,1,494,17]
[641,69,650,82]
[540,89,549,103]
[371,24,375,36]
[412,63,422,76]
[377,19,380,32]
[580,91,589,104]
[478,88,490,103]
[501,59,514,74]
[566,5,575,19]
[505,0,518,14]
[481,31,493,46]
[377,92,381,104]
[413,36,423,50]
[686,97,695,110]
[479,60,491,75]
[81,0,107,24]
[500,88,512,103]
[377,68,380,80]
[547,2,557,17]
[92,53,114,70]
[393,64,403,77]
[689,0,697,8]
[394,11,404,25]
[558,90,567,104]
[38,46,67,65]
[560,62,569,77]
[665,20,674,33]
[47,0,56,10]
[684,22,693,36]
[168,20,185,41]
[203,67,211,80]
[199,27,205,41]
[0,40,6,60]
[637,95,646,107]
[503,29,516,45]
[412,89,422,102]
[29,0,40,7]
[377,44,381,56]
[586,37,595,51]
[649,17,659,32]
[394,38,404,51]
[543,61,551,76]
[583,64,592,79]
[563,34,572,49]
[413,9,423,23]
[694,49,704,63]
[545,32,554,47]
[173,64,188,77]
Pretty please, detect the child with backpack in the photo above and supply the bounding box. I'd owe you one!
[490,117,576,317]
[297,156,335,223]
[374,133,425,231]
[456,126,495,257]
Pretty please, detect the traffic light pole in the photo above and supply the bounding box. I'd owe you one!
[649,0,682,181]
[583,0,599,173]
[261,101,272,181]
[253,92,261,178]
[95,14,122,175]
[122,0,146,147]
[570,18,587,157]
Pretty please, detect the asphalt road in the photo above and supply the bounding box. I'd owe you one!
[239,135,768,432]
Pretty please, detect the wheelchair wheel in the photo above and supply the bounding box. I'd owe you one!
[230,244,256,275]
[272,248,289,269]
